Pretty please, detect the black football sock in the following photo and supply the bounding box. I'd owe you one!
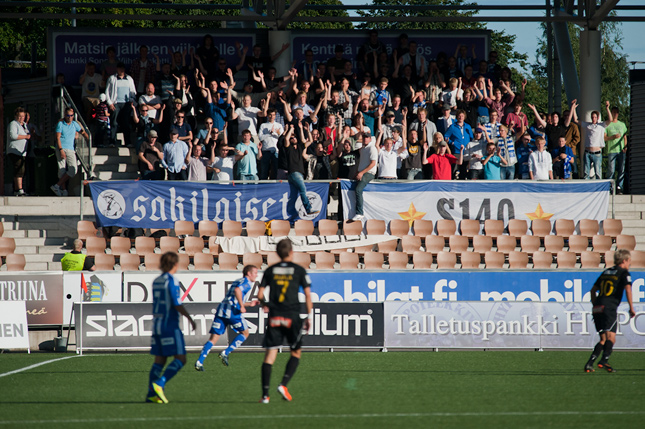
[588,342,604,363]
[280,356,300,387]
[601,341,614,363]
[262,363,272,397]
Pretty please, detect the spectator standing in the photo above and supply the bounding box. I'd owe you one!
[105,62,137,147]
[258,108,284,179]
[444,109,473,179]
[482,141,507,180]
[212,142,242,182]
[185,142,212,181]
[91,94,111,147]
[235,129,261,180]
[496,125,520,180]
[515,133,536,179]
[138,130,165,180]
[138,83,162,119]
[100,46,119,83]
[51,108,89,196]
[79,62,103,119]
[578,100,613,180]
[551,136,575,180]
[130,45,157,95]
[231,94,265,143]
[352,132,378,221]
[162,130,189,180]
[463,127,487,180]
[605,105,628,193]
[422,140,463,180]
[528,137,553,180]
[409,108,437,147]
[7,107,31,196]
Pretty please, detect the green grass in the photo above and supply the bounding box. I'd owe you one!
[0,351,644,428]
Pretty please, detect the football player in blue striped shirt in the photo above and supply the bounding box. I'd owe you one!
[147,252,196,404]
[195,265,259,370]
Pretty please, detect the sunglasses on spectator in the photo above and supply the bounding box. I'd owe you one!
[66,114,74,117]
[206,121,213,124]
[177,115,185,118]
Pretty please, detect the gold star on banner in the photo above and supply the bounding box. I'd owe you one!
[525,203,554,220]
[398,203,427,227]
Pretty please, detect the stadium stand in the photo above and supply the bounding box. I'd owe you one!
[580,251,602,268]
[5,253,26,271]
[198,220,219,238]
[366,219,386,235]
[218,253,239,270]
[532,251,553,269]
[508,251,529,269]
[460,251,481,269]
[85,237,106,256]
[193,253,215,270]
[437,251,457,269]
[246,220,267,237]
[339,252,360,269]
[412,251,433,269]
[318,219,339,236]
[554,219,575,237]
[294,220,314,237]
[484,251,505,269]
[135,236,156,255]
[412,220,433,237]
[314,252,335,269]
[292,252,312,269]
[389,219,410,237]
[222,221,243,238]
[118,253,141,271]
[363,252,385,270]
[174,220,195,238]
[556,251,577,268]
[270,220,291,237]
[110,236,132,255]
[388,251,409,269]
[95,253,115,270]
[578,219,599,236]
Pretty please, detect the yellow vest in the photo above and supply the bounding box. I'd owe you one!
[61,252,86,271]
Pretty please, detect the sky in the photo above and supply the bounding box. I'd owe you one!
[342,0,645,73]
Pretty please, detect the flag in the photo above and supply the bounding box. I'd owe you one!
[81,272,88,294]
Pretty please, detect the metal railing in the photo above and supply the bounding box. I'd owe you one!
[54,84,93,177]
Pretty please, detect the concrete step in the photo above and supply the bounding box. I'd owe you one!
[620,219,645,228]
[1,230,27,238]
[0,197,95,216]
[612,203,645,212]
[92,154,137,164]
[95,171,139,180]
[25,254,64,263]
[48,262,62,270]
[611,211,642,220]
[36,245,69,255]
[91,146,134,157]
[93,163,139,173]
[11,237,66,247]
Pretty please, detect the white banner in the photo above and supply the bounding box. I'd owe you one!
[214,235,397,255]
[122,272,243,303]
[341,180,610,226]
[63,272,123,325]
[384,301,645,350]
[0,301,30,350]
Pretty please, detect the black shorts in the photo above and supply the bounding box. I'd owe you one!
[8,154,26,178]
[262,314,303,350]
[592,305,618,333]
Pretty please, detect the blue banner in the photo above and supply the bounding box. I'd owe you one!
[306,271,645,304]
[89,181,329,228]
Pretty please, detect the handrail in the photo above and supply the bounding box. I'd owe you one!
[54,84,93,177]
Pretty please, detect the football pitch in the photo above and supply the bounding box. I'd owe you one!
[0,350,643,428]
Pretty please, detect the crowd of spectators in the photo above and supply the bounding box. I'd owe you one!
[38,30,629,200]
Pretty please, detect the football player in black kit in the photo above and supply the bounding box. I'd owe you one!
[258,239,313,403]
[584,249,636,373]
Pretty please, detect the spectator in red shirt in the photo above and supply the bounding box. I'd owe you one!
[422,140,463,180]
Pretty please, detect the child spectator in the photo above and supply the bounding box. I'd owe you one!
[482,142,507,180]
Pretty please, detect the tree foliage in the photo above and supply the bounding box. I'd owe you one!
[287,0,352,30]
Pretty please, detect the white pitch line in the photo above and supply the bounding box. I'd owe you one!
[1,410,644,425]
[0,355,79,379]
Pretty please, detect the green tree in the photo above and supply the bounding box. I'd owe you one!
[287,0,352,30]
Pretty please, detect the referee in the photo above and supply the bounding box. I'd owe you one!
[584,249,636,373]
[257,239,313,403]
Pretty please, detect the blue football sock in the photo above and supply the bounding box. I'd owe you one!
[161,359,184,384]
[148,363,163,394]
[223,334,247,356]
[198,341,214,364]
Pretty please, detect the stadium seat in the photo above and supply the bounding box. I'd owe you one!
[193,253,215,270]
[198,220,219,238]
[459,219,481,238]
[615,235,636,251]
[508,251,529,269]
[174,220,195,238]
[554,219,575,237]
[242,252,263,268]
[388,251,409,269]
[544,235,565,253]
[425,235,445,254]
[267,252,281,267]
[149,228,170,239]
[208,236,221,255]
[601,219,623,238]
[365,219,386,235]
[484,219,504,237]
[222,220,243,238]
[339,252,360,269]
[218,253,239,270]
[293,252,311,269]
[412,251,433,269]
[118,253,141,271]
[567,235,589,254]
[532,251,553,269]
[77,220,99,240]
[294,220,314,237]
[94,253,116,270]
[495,235,516,254]
[314,252,335,269]
[578,219,599,236]
[270,220,291,237]
[177,254,190,270]
[472,235,493,254]
[377,238,398,253]
[389,219,410,237]
[144,253,161,270]
[460,251,481,269]
[448,235,469,252]
[530,219,552,238]
[343,220,363,236]
[85,237,107,256]
[363,252,385,270]
[5,253,26,271]
[318,219,339,236]
[245,220,267,237]
[401,235,423,256]
[630,250,645,268]
[184,236,205,256]
[591,235,613,253]
[110,236,132,255]
[556,251,577,268]
[507,219,528,236]
[159,236,180,254]
[520,235,541,254]
[604,251,615,267]
[412,219,433,237]
[580,251,601,268]
[134,236,156,254]
[436,219,456,237]
[436,251,457,269]
[0,237,17,257]
[484,251,505,269]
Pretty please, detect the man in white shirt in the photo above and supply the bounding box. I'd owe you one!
[138,83,162,119]
[577,99,613,180]
[105,62,137,146]
[258,108,284,179]
[231,94,265,143]
[528,136,553,180]
[352,132,378,221]
[377,137,403,179]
